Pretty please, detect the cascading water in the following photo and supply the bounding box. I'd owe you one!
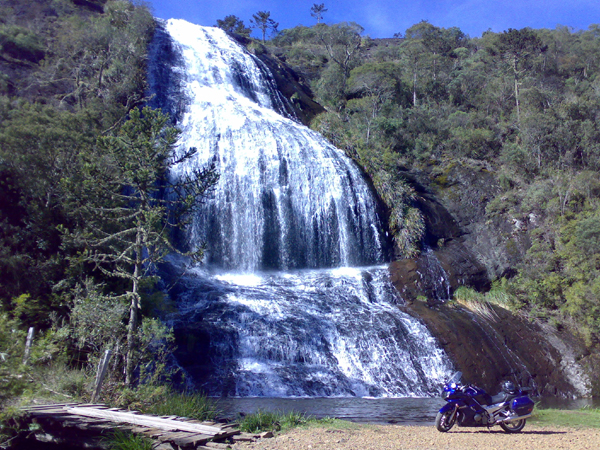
[153,19,452,397]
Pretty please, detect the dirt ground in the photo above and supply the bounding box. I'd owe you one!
[233,423,600,450]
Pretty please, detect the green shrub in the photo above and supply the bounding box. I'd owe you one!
[453,285,483,303]
[0,407,27,447]
[248,41,266,55]
[0,314,27,406]
[0,25,45,62]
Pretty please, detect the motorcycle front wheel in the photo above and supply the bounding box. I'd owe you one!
[435,410,457,432]
[500,419,526,433]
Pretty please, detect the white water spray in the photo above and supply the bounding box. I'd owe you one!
[154,19,452,396]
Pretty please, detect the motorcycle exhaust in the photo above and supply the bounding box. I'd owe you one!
[500,413,532,423]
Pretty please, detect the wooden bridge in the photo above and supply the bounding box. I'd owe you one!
[19,403,268,449]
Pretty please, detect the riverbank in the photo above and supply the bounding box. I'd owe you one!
[233,423,600,450]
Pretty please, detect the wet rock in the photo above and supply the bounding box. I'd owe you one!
[399,299,588,397]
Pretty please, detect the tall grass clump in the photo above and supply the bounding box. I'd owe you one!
[138,389,218,421]
[239,410,282,433]
[453,281,515,318]
[239,410,322,433]
[105,430,153,450]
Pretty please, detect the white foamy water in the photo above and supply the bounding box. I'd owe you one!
[152,19,452,397]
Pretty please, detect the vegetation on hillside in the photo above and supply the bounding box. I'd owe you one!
[262,20,600,347]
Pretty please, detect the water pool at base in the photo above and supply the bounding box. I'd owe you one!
[215,396,600,424]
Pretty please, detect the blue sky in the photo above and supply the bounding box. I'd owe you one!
[146,0,600,39]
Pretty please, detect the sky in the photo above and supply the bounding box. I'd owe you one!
[146,0,600,39]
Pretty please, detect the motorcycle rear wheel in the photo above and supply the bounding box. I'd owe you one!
[500,419,526,433]
[435,410,456,432]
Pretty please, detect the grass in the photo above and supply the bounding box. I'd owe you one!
[104,430,154,450]
[134,388,219,422]
[530,406,600,429]
[239,409,341,433]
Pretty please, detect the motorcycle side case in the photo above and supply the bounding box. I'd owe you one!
[512,396,534,415]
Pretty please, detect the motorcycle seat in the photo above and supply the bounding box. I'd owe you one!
[490,392,508,404]
[489,392,519,405]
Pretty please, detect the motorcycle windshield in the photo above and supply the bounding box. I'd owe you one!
[447,371,462,385]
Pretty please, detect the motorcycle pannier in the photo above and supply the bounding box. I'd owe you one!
[512,396,535,415]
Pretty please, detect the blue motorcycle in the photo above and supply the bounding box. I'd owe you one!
[435,371,535,433]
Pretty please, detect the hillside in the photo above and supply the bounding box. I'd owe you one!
[1,2,600,407]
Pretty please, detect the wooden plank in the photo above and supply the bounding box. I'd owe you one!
[28,409,72,416]
[162,431,194,440]
[156,433,182,443]
[139,428,168,438]
[231,432,260,442]
[31,412,82,420]
[167,433,212,446]
[69,404,108,409]
[214,429,240,438]
[24,403,79,410]
[153,444,175,450]
[65,407,224,435]
[205,442,232,449]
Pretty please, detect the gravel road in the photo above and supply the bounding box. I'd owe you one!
[233,424,600,450]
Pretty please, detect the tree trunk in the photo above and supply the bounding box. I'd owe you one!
[125,225,143,386]
[513,56,520,126]
[413,70,417,106]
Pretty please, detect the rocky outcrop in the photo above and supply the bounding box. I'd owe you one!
[254,50,326,126]
[389,159,534,301]
[226,34,325,126]
[400,299,591,397]
[388,159,599,397]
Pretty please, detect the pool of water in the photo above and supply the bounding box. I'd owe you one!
[215,396,600,424]
[217,397,445,424]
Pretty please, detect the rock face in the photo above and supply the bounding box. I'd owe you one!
[388,160,597,397]
[254,50,326,126]
[394,160,530,295]
[400,299,590,397]
[390,162,499,303]
[226,34,326,126]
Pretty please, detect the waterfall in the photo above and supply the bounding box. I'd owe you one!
[153,19,452,397]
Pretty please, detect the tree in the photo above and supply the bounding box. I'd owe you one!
[421,25,467,80]
[310,3,328,24]
[400,21,435,106]
[346,62,404,145]
[215,15,251,37]
[69,107,218,386]
[495,28,546,124]
[250,11,278,43]
[315,22,364,78]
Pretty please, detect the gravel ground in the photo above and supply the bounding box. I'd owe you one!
[233,424,600,450]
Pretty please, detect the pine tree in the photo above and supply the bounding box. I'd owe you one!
[310,3,328,24]
[69,106,218,385]
[250,11,278,43]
